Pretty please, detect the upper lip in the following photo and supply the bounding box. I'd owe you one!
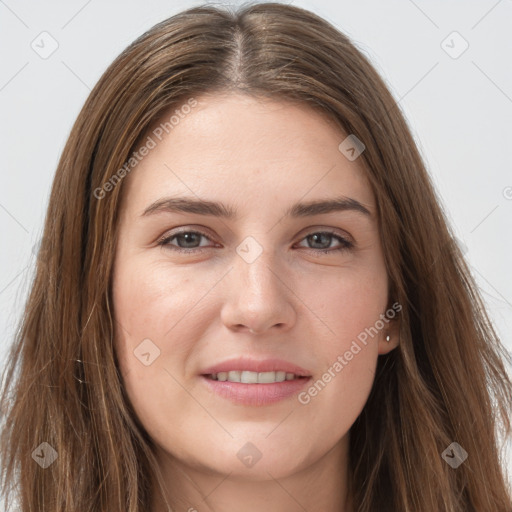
[201,357,312,377]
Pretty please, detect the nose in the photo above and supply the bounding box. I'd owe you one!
[220,247,296,335]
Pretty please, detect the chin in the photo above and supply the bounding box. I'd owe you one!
[191,442,311,480]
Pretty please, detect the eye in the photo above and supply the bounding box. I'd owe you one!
[157,229,353,254]
[158,229,214,253]
[295,231,353,254]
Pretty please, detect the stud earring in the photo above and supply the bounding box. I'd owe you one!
[385,335,391,342]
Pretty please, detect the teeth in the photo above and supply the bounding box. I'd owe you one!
[210,371,299,383]
[228,371,241,382]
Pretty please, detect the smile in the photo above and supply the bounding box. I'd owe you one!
[206,370,305,383]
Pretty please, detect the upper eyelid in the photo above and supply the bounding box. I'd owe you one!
[159,227,353,246]
[159,229,212,246]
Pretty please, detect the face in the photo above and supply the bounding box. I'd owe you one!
[112,92,399,482]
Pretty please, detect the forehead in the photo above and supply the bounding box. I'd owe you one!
[121,93,375,217]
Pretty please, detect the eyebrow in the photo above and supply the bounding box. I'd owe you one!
[141,196,372,219]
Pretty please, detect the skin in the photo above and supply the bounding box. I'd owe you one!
[112,92,400,512]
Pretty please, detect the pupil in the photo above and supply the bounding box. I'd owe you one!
[311,233,329,248]
[181,233,199,247]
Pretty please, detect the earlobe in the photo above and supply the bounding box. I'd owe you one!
[378,333,400,354]
[378,317,400,354]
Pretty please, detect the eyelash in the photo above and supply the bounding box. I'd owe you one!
[157,229,354,255]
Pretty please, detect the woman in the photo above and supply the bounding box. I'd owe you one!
[1,3,511,511]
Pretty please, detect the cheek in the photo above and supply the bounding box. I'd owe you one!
[112,257,207,356]
[111,253,225,382]
[312,263,388,346]
[300,266,387,406]
[314,339,379,408]
[295,292,383,444]
[111,261,207,447]
[114,261,181,329]
[111,260,184,390]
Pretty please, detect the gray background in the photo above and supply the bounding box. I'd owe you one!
[1,0,511,503]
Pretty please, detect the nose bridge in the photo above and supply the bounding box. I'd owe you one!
[236,236,281,302]
[221,234,295,332]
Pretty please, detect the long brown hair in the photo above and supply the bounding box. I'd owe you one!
[1,3,511,511]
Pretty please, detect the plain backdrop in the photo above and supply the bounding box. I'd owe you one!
[1,0,511,506]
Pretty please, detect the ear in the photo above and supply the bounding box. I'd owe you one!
[377,303,401,355]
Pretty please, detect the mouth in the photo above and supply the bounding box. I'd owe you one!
[200,370,311,406]
[203,370,309,384]
[199,357,312,405]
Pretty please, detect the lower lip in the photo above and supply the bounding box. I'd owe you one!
[201,375,311,406]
